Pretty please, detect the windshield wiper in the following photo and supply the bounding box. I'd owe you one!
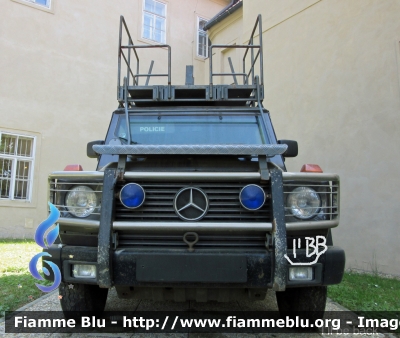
[118,136,139,145]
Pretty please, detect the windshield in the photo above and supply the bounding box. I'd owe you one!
[115,115,268,145]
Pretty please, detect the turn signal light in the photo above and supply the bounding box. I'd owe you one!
[64,164,83,171]
[300,164,323,173]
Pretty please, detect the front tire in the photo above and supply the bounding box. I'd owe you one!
[276,286,327,320]
[59,282,108,315]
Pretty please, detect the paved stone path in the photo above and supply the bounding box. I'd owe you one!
[0,289,393,338]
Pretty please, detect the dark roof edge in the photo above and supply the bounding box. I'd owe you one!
[203,0,243,31]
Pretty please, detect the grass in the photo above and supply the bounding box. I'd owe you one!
[328,271,400,311]
[0,239,51,317]
[329,271,400,334]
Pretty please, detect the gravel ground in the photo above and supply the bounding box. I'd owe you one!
[0,288,395,338]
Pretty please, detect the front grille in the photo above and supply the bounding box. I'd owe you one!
[115,181,272,222]
[117,233,266,249]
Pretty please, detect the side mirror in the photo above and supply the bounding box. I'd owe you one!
[87,140,104,158]
[278,140,298,158]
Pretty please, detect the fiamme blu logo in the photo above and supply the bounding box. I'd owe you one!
[28,202,61,292]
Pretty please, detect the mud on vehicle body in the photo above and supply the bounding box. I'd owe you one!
[44,15,345,316]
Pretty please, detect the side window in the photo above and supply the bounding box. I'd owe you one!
[142,0,166,43]
[197,17,208,58]
[0,132,35,201]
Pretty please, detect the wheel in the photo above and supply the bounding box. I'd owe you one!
[276,286,327,320]
[59,282,108,316]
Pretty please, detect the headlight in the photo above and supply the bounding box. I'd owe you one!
[287,187,321,219]
[65,186,98,218]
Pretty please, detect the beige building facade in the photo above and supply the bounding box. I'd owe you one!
[207,0,400,275]
[0,0,227,236]
[1,0,399,275]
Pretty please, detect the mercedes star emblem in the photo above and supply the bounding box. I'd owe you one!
[174,187,209,221]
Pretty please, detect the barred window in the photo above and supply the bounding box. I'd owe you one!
[0,132,35,201]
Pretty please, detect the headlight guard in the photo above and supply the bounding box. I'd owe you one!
[65,185,99,218]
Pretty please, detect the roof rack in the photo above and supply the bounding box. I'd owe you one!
[117,14,264,107]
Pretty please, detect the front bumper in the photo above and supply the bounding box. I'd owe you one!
[44,245,345,288]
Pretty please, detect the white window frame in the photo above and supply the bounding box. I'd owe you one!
[23,0,51,8]
[0,131,36,202]
[11,0,54,13]
[197,17,209,58]
[142,0,167,44]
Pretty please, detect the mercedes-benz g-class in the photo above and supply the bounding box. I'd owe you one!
[45,15,345,316]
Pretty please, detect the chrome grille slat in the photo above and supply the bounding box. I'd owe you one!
[144,195,175,198]
[143,201,173,206]
[203,215,269,219]
[115,207,176,212]
[116,214,178,218]
[205,208,266,213]
[203,202,241,206]
[142,190,180,194]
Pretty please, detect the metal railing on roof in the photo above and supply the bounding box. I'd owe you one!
[117,14,264,104]
[208,14,264,98]
[117,16,172,101]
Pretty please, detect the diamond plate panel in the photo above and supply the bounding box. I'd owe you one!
[93,144,287,156]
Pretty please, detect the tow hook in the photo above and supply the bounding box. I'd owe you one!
[183,232,199,252]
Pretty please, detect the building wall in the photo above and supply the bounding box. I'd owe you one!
[0,0,227,238]
[209,0,400,275]
[206,7,244,85]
